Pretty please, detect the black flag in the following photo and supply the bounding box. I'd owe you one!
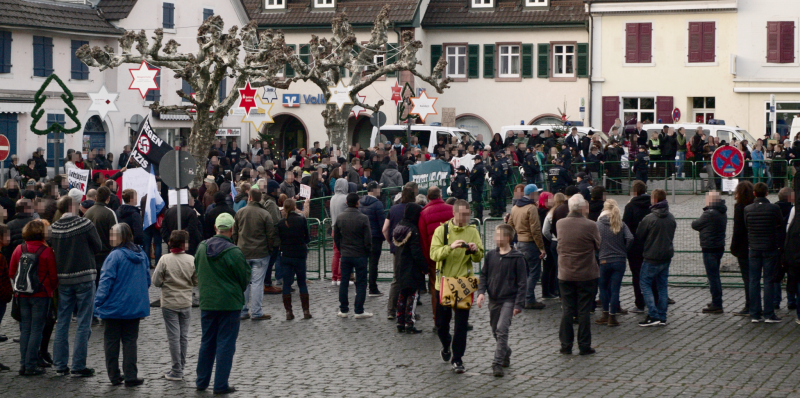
[129,114,171,169]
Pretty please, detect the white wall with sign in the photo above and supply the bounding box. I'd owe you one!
[456,116,491,142]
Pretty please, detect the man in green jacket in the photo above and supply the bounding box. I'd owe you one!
[195,213,250,395]
[430,199,484,374]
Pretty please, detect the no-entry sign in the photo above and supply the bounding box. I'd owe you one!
[0,134,10,162]
[711,146,744,178]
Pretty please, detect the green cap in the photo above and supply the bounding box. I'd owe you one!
[215,213,235,231]
[251,184,259,190]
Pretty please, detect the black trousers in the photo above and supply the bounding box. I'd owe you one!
[737,256,751,310]
[471,186,483,219]
[558,279,597,351]
[369,237,383,291]
[628,251,658,309]
[491,185,506,216]
[103,318,140,382]
[435,303,470,364]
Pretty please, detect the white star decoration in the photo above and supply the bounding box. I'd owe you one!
[241,96,274,131]
[262,86,278,103]
[351,93,367,118]
[87,85,118,119]
[128,60,159,98]
[410,91,438,123]
[328,81,353,111]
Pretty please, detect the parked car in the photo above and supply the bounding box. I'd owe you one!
[369,125,475,149]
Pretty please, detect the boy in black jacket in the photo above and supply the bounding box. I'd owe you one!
[476,224,526,378]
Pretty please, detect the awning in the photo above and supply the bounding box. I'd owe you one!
[0,103,35,114]
[158,113,191,121]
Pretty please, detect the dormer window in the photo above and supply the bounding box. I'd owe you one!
[472,0,492,8]
[525,0,548,6]
[264,0,284,10]
[315,0,334,8]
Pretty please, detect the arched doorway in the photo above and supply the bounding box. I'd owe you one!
[529,114,562,125]
[82,115,107,153]
[266,113,308,155]
[456,114,492,142]
[350,115,373,149]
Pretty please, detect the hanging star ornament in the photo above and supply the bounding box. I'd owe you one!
[262,86,278,103]
[88,85,118,119]
[410,91,438,123]
[351,93,367,118]
[390,81,402,106]
[328,81,353,111]
[241,96,274,131]
[238,81,258,114]
[128,61,159,98]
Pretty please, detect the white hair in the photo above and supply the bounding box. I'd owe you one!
[568,194,586,214]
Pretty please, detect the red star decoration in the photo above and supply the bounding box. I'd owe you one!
[238,81,257,114]
[390,82,402,106]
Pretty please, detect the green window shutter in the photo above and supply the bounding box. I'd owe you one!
[537,43,549,78]
[483,44,495,78]
[430,44,442,75]
[576,43,589,78]
[285,44,296,77]
[387,43,398,77]
[521,44,534,78]
[299,44,310,65]
[467,44,480,79]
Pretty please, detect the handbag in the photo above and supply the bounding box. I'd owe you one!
[10,296,20,322]
[436,222,479,310]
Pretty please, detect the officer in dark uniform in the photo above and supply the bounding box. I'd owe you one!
[451,165,469,200]
[470,156,486,219]
[490,151,511,217]
[523,150,539,185]
[634,146,650,183]
[548,158,572,194]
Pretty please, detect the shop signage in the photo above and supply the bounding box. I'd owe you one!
[283,94,301,108]
[216,128,241,137]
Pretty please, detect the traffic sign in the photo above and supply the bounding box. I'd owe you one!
[159,150,198,189]
[711,146,744,178]
[0,135,10,161]
[672,108,681,123]
[370,111,387,127]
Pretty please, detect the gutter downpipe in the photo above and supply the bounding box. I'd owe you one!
[587,0,593,127]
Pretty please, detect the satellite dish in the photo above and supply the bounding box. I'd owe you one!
[130,114,144,131]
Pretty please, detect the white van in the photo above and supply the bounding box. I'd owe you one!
[499,124,606,141]
[643,123,758,149]
[369,125,475,149]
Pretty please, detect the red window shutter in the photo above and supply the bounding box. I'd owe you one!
[602,96,620,133]
[625,24,639,63]
[780,21,795,63]
[638,23,652,63]
[656,96,674,124]
[702,22,716,62]
[767,21,781,63]
[688,22,702,63]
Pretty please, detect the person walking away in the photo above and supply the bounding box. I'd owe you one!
[50,196,102,377]
[203,192,235,240]
[384,183,418,319]
[152,230,197,381]
[276,199,312,320]
[334,193,373,318]
[94,223,150,387]
[595,199,633,327]
[9,220,57,376]
[634,146,649,184]
[392,203,427,334]
[329,179,350,285]
[430,199,484,373]
[231,188,276,321]
[555,195,600,355]
[115,189,143,245]
[359,182,385,297]
[507,184,546,310]
[84,187,118,290]
[636,189,677,327]
[160,194,203,256]
[194,213,250,394]
[418,187,454,322]
[476,223,525,377]
[470,156,486,219]
[730,181,755,316]
[489,152,511,217]
[538,192,559,299]
[744,182,785,323]
[623,180,654,313]
[691,191,728,314]
[776,188,795,309]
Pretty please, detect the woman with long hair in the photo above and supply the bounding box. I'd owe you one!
[490,133,504,154]
[233,183,250,212]
[202,182,219,210]
[542,192,567,296]
[730,181,755,316]
[596,199,633,327]
[538,192,558,299]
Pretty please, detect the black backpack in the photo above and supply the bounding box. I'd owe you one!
[13,244,47,294]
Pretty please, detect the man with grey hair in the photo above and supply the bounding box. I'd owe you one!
[555,194,600,355]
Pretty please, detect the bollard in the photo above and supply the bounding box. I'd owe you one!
[671,172,675,203]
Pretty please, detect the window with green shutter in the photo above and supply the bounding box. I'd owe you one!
[537,43,549,78]
[576,43,589,78]
[285,44,296,77]
[467,44,480,79]
[299,44,310,66]
[430,44,442,75]
[521,44,533,78]
[387,43,398,77]
[483,44,495,78]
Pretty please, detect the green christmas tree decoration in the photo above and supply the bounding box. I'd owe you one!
[29,74,82,135]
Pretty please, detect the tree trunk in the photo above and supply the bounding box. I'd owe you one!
[186,110,218,187]
[323,104,352,154]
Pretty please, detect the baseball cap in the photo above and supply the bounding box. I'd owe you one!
[457,165,467,172]
[524,184,542,195]
[576,172,587,179]
[215,213,235,231]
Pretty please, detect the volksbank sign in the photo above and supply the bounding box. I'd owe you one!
[282,93,328,107]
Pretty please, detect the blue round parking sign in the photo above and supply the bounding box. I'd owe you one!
[711,146,744,178]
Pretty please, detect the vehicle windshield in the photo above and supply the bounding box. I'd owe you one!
[738,129,757,144]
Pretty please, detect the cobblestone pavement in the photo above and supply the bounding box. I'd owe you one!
[1,279,800,397]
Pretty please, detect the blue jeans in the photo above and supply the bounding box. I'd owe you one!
[54,281,95,372]
[281,256,308,295]
[640,261,670,321]
[599,261,626,314]
[242,255,270,318]
[196,310,240,393]
[676,151,686,178]
[18,297,49,371]
[749,250,778,319]
[517,242,541,305]
[339,257,368,314]
[143,226,162,266]
[265,252,282,286]
[703,251,724,308]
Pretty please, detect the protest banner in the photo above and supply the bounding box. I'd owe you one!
[122,167,152,206]
[67,168,90,195]
[409,159,451,190]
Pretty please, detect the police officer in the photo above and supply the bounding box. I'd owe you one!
[634,146,650,183]
[470,156,486,219]
[490,151,511,217]
[451,165,469,200]
[523,149,539,185]
[548,158,572,194]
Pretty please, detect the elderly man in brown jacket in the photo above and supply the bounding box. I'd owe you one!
[556,194,600,356]
[507,184,547,310]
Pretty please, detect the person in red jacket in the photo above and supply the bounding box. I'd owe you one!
[418,186,453,320]
[8,220,57,376]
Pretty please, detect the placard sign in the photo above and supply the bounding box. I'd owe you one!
[67,168,90,195]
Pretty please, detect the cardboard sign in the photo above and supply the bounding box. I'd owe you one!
[299,184,311,199]
[122,168,152,207]
[67,168,90,195]
[722,178,738,193]
[442,107,456,127]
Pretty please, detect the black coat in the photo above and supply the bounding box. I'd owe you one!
[623,194,651,253]
[588,199,604,222]
[161,204,203,255]
[691,201,727,250]
[392,221,427,290]
[203,202,235,240]
[277,212,310,259]
[743,198,785,251]
[4,212,36,261]
[730,202,750,258]
[116,204,144,245]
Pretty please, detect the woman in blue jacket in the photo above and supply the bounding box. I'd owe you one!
[95,223,151,387]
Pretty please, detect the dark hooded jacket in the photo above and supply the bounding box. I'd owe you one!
[635,200,677,263]
[478,248,527,311]
[359,194,385,241]
[116,204,144,245]
[588,199,604,222]
[691,200,727,251]
[379,161,404,189]
[392,203,427,290]
[204,197,236,240]
[744,197,785,251]
[623,194,651,254]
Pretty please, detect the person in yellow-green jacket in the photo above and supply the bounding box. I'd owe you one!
[429,199,484,374]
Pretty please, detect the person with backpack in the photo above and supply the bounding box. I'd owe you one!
[8,220,57,376]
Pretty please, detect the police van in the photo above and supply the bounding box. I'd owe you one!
[642,123,757,149]
[369,125,475,149]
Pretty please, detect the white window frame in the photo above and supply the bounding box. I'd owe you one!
[264,0,284,9]
[525,0,547,6]
[472,0,493,8]
[622,97,656,125]
[764,100,800,137]
[552,44,575,77]
[315,0,335,8]
[498,45,520,78]
[446,45,467,79]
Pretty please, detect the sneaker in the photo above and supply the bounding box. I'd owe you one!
[336,281,341,286]
[149,299,161,307]
[349,281,355,285]
[441,348,452,363]
[405,326,422,334]
[702,306,724,314]
[638,316,661,327]
[452,362,465,374]
[164,372,182,381]
[524,302,546,310]
[55,368,70,376]
[70,368,95,377]
[331,280,338,286]
[368,290,383,297]
[354,312,373,319]
[617,308,629,315]
[263,286,282,295]
[240,313,250,320]
[251,314,271,321]
[559,347,572,355]
[765,315,783,323]
[492,364,504,377]
[795,318,800,325]
[337,311,348,318]
[751,317,764,323]
[541,294,557,300]
[660,319,667,326]
[630,307,645,314]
